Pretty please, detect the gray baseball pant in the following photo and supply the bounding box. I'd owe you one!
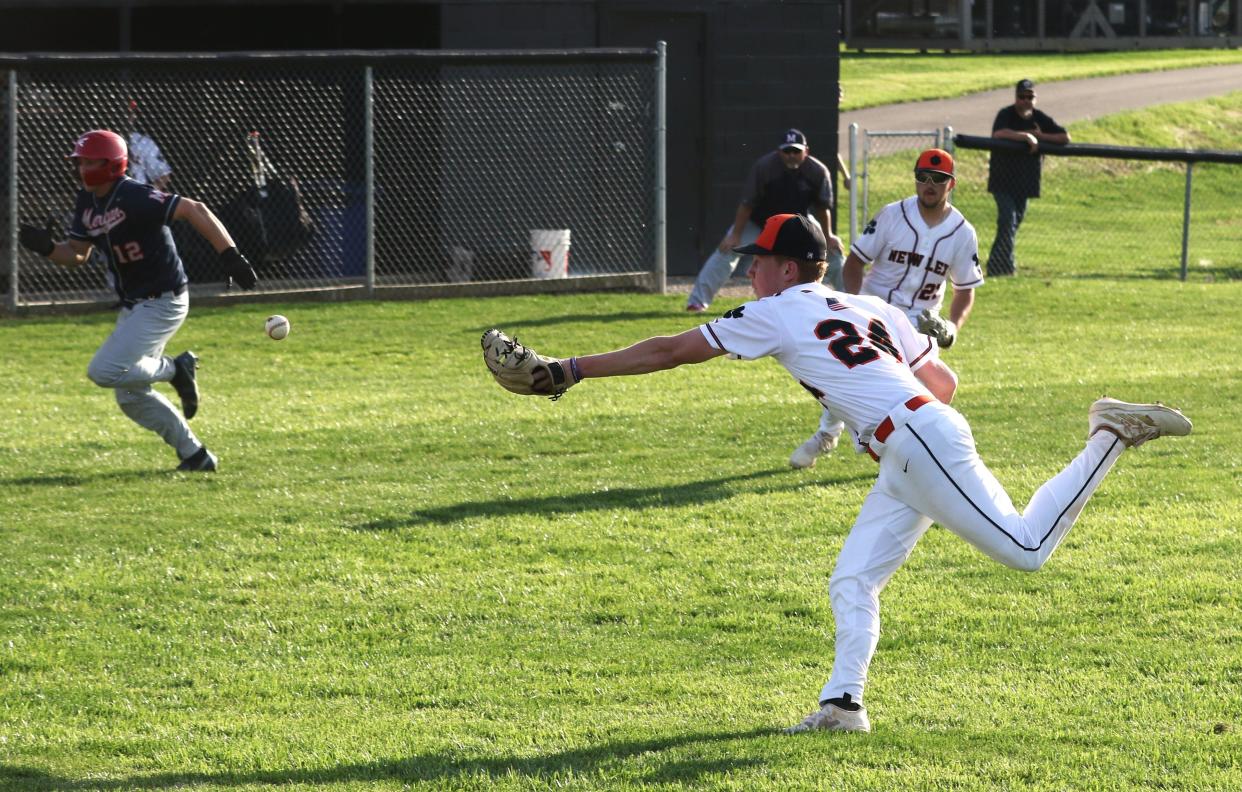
[86,290,202,460]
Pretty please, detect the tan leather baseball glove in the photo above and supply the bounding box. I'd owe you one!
[481,329,579,400]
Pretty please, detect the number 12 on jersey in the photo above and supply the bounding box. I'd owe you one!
[112,241,144,264]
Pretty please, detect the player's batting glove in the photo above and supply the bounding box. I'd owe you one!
[18,223,55,256]
[917,308,957,349]
[481,329,580,400]
[220,247,258,290]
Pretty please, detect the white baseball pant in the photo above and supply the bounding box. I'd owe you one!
[86,291,203,460]
[819,399,1126,704]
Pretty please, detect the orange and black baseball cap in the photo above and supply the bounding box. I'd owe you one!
[915,148,954,177]
[733,214,827,261]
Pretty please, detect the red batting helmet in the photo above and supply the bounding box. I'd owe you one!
[67,130,128,187]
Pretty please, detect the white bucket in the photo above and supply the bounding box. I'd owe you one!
[530,229,570,279]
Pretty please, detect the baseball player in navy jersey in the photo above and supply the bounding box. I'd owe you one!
[18,130,257,472]
[484,213,1191,733]
[790,148,983,470]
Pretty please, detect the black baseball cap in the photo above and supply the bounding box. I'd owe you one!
[1016,79,1035,93]
[780,128,808,151]
[734,214,827,261]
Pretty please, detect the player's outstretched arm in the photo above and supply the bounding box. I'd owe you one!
[577,328,725,379]
[174,198,235,253]
[19,222,92,268]
[483,328,724,400]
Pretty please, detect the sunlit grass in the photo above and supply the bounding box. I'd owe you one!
[0,277,1238,790]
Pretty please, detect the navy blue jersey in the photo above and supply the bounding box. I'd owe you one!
[68,177,187,301]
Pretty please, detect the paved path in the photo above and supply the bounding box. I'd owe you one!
[839,63,1242,154]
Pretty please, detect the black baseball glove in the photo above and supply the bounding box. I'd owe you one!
[18,222,56,257]
[220,247,258,290]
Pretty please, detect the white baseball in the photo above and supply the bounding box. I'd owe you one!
[265,314,290,341]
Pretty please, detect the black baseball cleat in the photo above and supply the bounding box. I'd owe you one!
[170,351,200,419]
[176,446,217,472]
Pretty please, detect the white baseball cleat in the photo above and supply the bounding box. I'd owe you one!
[790,430,840,469]
[1088,397,1192,448]
[784,700,871,734]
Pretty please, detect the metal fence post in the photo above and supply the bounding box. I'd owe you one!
[653,41,667,294]
[363,64,375,296]
[6,70,16,313]
[848,123,858,241]
[861,128,871,228]
[1180,160,1193,282]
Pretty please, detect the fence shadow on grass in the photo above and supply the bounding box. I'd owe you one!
[0,726,782,790]
[0,468,186,487]
[469,308,698,334]
[352,468,873,531]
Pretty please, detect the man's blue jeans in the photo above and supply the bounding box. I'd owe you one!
[688,216,843,308]
[987,192,1028,277]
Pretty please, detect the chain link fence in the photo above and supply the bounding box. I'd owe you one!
[952,136,1242,281]
[846,124,947,240]
[2,49,664,312]
[847,126,1242,282]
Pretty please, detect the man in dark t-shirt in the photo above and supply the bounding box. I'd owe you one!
[986,79,1070,276]
[686,128,845,312]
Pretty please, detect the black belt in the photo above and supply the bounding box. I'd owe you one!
[119,283,187,309]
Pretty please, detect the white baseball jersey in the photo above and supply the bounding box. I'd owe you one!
[128,132,172,185]
[694,278,1141,715]
[699,283,938,440]
[851,197,983,320]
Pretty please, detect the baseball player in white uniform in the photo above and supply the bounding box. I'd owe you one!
[790,148,984,470]
[485,213,1192,733]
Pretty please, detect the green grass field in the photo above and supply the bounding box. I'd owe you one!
[841,48,1242,109]
[1,275,1239,789]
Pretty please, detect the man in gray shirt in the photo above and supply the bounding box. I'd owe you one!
[686,128,844,312]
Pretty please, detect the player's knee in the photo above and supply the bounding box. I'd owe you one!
[86,358,123,388]
[1008,552,1043,573]
[828,572,870,607]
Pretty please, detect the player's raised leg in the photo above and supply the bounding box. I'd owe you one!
[882,400,1190,572]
